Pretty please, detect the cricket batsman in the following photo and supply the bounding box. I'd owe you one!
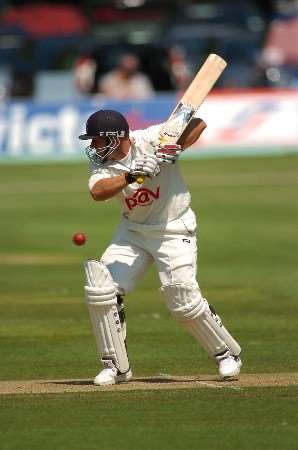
[79,109,242,385]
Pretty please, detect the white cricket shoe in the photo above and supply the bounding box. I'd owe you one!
[218,355,242,380]
[94,359,132,386]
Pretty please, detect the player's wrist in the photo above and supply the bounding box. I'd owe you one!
[124,172,137,184]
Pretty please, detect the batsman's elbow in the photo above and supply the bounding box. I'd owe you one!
[90,189,107,201]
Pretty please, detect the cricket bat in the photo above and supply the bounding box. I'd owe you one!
[136,53,227,184]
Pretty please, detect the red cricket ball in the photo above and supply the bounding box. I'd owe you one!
[72,232,86,246]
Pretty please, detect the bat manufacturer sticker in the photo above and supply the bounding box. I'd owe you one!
[162,102,196,139]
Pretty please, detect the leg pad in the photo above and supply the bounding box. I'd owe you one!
[160,283,241,358]
[84,260,130,373]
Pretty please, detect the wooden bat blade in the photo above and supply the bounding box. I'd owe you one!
[182,53,227,107]
[137,54,227,184]
[160,53,227,144]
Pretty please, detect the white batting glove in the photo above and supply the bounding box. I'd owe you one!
[130,154,160,178]
[155,144,182,164]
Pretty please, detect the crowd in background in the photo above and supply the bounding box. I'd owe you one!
[1,0,298,101]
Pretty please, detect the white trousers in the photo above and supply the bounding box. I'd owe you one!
[101,209,198,294]
[99,209,242,359]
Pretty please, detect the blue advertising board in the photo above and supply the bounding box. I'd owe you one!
[0,96,176,162]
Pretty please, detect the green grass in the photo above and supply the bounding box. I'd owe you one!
[0,154,298,449]
[1,388,298,450]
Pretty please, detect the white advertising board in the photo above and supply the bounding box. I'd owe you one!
[190,89,298,157]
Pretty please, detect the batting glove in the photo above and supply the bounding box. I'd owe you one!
[155,144,182,164]
[130,154,160,178]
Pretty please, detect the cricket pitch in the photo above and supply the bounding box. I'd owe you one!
[1,373,298,395]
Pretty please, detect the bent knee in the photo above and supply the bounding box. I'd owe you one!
[84,260,116,305]
[160,283,206,320]
[100,260,136,295]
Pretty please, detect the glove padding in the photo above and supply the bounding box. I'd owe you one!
[130,154,160,178]
[155,144,182,164]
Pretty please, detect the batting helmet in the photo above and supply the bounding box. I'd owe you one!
[79,110,130,164]
[79,110,129,140]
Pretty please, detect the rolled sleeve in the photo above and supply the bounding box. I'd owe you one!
[88,170,111,191]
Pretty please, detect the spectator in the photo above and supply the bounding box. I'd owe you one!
[98,53,154,100]
[168,46,192,91]
[73,55,97,95]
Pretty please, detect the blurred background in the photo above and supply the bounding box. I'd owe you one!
[0,0,298,159]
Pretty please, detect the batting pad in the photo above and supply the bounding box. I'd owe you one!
[84,260,130,374]
[161,283,241,359]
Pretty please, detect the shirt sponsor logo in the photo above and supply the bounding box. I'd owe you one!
[125,187,160,210]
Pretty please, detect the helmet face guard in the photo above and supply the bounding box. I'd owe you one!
[85,131,126,165]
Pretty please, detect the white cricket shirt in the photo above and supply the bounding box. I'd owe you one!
[88,124,193,227]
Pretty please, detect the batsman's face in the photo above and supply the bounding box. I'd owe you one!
[90,136,107,150]
[88,135,123,161]
[90,136,117,159]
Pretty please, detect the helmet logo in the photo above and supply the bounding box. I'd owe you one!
[97,131,126,138]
